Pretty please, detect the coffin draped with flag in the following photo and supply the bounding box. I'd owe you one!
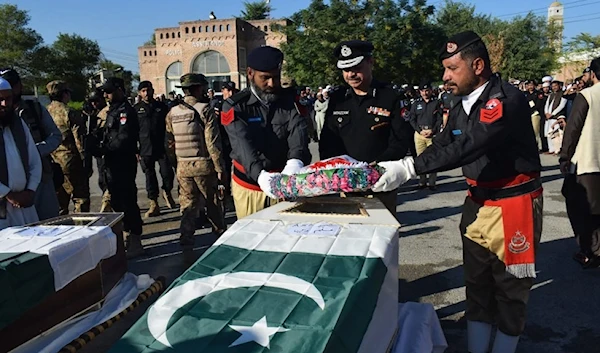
[111,197,399,353]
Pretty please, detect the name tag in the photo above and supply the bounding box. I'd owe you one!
[247,117,262,123]
[452,129,462,136]
[333,111,349,115]
[529,100,535,108]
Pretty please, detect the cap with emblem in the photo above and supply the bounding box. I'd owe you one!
[333,40,374,69]
[46,80,71,96]
[0,68,20,86]
[138,80,153,91]
[0,77,12,91]
[100,77,126,93]
[176,73,208,88]
[583,67,591,74]
[247,46,284,72]
[418,80,431,90]
[222,81,236,91]
[439,31,483,60]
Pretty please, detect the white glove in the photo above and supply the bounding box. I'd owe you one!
[281,159,304,175]
[372,157,417,193]
[257,170,277,199]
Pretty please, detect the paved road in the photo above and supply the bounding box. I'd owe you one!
[77,149,599,353]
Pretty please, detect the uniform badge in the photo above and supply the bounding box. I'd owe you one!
[367,106,391,117]
[341,45,352,57]
[447,42,458,53]
[508,231,530,254]
[119,113,127,125]
[480,98,503,124]
[221,108,234,126]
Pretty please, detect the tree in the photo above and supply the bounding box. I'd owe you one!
[567,33,600,52]
[144,34,156,46]
[99,59,135,95]
[45,33,102,100]
[240,1,272,20]
[0,4,44,90]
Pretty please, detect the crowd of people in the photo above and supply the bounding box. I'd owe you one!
[0,28,599,353]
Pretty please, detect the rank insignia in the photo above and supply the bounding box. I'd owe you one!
[367,106,391,117]
[119,113,127,125]
[221,108,234,126]
[480,98,503,124]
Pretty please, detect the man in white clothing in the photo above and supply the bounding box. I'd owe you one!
[0,78,42,229]
[544,80,567,154]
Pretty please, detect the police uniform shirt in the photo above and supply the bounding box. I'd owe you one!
[104,101,139,158]
[319,80,410,163]
[221,88,311,182]
[524,90,544,116]
[134,99,168,157]
[414,75,541,182]
[408,97,442,133]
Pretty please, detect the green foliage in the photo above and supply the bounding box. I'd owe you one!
[67,101,84,112]
[567,33,600,52]
[241,1,272,20]
[99,59,135,96]
[144,34,156,46]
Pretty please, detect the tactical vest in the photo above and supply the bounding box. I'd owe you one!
[170,102,210,161]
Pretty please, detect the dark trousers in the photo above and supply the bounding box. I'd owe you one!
[140,155,174,200]
[563,174,600,257]
[105,156,143,235]
[95,157,107,192]
[459,194,543,336]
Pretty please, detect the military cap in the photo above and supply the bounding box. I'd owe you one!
[439,31,483,60]
[333,40,374,69]
[0,68,21,86]
[87,89,103,102]
[222,81,236,91]
[418,80,431,90]
[583,67,591,74]
[176,73,208,88]
[99,77,125,93]
[138,80,152,91]
[247,46,283,72]
[46,80,71,95]
[0,77,12,91]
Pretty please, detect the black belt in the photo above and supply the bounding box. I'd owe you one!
[469,178,542,201]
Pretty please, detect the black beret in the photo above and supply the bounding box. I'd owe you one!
[138,80,152,91]
[0,68,21,86]
[222,81,236,91]
[418,79,431,90]
[439,31,483,60]
[583,67,591,74]
[100,77,125,93]
[333,40,374,69]
[247,46,283,72]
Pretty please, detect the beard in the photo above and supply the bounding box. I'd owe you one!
[0,107,15,127]
[250,80,278,103]
[448,74,481,97]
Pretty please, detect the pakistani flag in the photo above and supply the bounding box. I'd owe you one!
[111,218,399,353]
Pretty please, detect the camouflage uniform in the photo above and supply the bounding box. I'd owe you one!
[96,105,111,210]
[166,74,225,248]
[46,81,90,214]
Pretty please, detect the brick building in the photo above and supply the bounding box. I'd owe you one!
[138,18,289,96]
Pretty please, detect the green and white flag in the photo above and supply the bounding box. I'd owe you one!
[111,218,399,353]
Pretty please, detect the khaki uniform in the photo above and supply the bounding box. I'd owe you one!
[166,95,225,245]
[47,101,90,214]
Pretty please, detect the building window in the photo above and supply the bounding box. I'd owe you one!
[192,50,231,90]
[185,27,189,34]
[264,25,268,32]
[206,26,209,32]
[212,25,216,32]
[219,25,223,31]
[226,24,230,31]
[160,33,163,39]
[192,27,196,33]
[166,61,183,95]
[178,32,181,38]
[199,26,202,32]
[166,33,169,39]
[154,50,157,56]
[149,51,153,56]
[172,32,175,38]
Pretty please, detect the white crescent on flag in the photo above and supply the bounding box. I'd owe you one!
[147,271,326,348]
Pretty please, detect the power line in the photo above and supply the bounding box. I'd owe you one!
[494,0,589,18]
[97,33,152,41]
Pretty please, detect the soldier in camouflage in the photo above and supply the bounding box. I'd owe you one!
[46,80,90,214]
[166,73,226,255]
[91,95,112,212]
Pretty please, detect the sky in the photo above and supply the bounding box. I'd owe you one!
[4,0,599,73]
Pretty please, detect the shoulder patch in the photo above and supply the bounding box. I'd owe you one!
[480,98,503,124]
[226,89,251,107]
[221,108,234,126]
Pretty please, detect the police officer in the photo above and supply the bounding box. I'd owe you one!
[166,73,226,256]
[46,80,90,215]
[222,46,311,219]
[408,80,442,190]
[98,77,144,258]
[0,68,62,220]
[217,81,236,212]
[135,81,175,217]
[319,40,411,214]
[373,31,542,353]
[524,79,544,152]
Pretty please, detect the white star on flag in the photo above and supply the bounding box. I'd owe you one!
[228,316,289,349]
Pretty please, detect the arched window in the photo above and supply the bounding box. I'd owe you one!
[171,32,175,38]
[205,25,209,32]
[160,33,163,39]
[149,51,153,56]
[199,26,202,32]
[264,25,268,32]
[191,51,231,90]
[226,24,230,31]
[166,61,183,95]
[192,27,196,33]
[166,32,169,39]
[219,25,223,31]
[212,25,216,32]
[154,50,157,56]
[185,27,189,34]
[143,51,147,57]
[178,32,181,38]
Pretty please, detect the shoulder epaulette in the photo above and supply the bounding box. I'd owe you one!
[225,89,251,106]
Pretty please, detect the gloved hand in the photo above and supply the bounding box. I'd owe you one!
[257,170,277,199]
[281,159,304,175]
[372,157,417,193]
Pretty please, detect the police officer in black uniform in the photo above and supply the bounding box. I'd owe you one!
[319,40,411,214]
[221,46,311,219]
[97,77,145,258]
[134,81,175,217]
[523,79,544,152]
[373,31,542,353]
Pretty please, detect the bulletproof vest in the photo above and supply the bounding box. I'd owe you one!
[17,100,46,144]
[170,101,210,161]
[0,115,30,187]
